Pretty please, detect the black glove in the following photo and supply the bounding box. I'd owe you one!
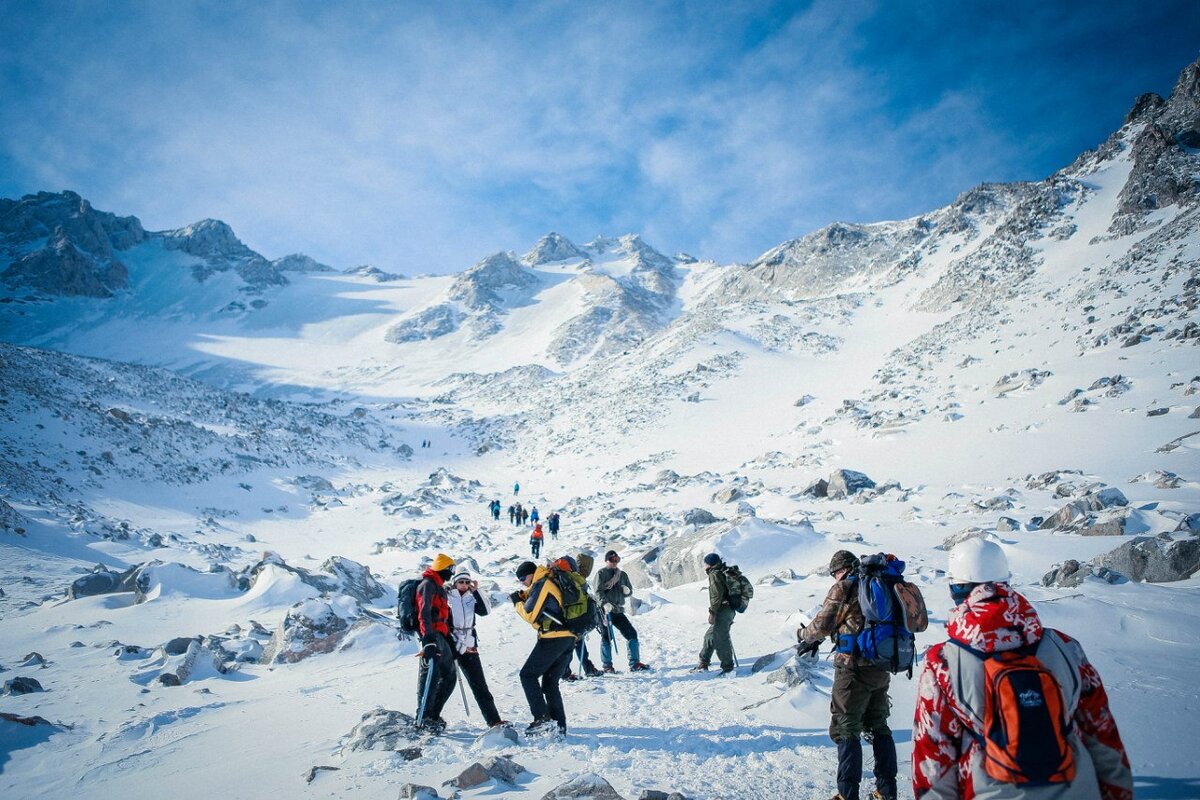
[421,637,438,658]
[509,591,524,604]
[796,640,820,659]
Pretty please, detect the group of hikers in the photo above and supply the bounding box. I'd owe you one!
[490,496,561,557]
[402,535,1132,800]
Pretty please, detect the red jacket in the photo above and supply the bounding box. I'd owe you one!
[912,583,1132,800]
[416,568,451,638]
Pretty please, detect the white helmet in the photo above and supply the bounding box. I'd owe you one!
[948,537,1011,583]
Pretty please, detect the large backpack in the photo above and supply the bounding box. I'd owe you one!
[548,566,601,635]
[854,553,929,675]
[956,643,1077,786]
[723,564,755,613]
[396,578,421,634]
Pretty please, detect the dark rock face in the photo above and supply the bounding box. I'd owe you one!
[803,478,829,498]
[160,218,286,288]
[0,190,143,297]
[827,469,876,499]
[67,564,140,599]
[1096,534,1200,582]
[2,676,44,695]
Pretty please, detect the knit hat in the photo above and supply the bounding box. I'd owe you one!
[703,552,721,567]
[515,561,537,580]
[828,550,859,576]
[431,553,455,572]
[451,570,472,584]
[604,549,619,562]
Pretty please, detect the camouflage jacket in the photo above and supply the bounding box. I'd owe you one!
[799,577,865,667]
[707,565,729,615]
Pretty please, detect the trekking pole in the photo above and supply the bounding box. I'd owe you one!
[455,661,471,717]
[607,612,619,655]
[731,642,739,671]
[415,655,436,726]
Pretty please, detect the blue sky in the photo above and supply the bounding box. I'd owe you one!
[1,1,1197,274]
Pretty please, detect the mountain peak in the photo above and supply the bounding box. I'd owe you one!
[524,232,585,265]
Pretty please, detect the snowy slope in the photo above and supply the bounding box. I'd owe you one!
[1,57,1199,800]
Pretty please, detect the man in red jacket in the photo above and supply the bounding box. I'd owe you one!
[912,538,1133,800]
[415,552,458,733]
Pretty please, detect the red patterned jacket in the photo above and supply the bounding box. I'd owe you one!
[416,568,451,638]
[912,583,1132,800]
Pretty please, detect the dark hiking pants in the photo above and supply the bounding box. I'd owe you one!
[519,636,575,731]
[455,650,502,726]
[698,607,735,671]
[830,662,895,799]
[416,633,457,720]
[599,611,638,667]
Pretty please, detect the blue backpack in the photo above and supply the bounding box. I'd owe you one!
[839,553,928,676]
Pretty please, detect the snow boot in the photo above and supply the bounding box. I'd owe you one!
[525,717,565,738]
[584,663,604,678]
[630,662,651,672]
[602,664,618,674]
[419,716,447,735]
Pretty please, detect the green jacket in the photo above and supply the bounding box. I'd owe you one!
[593,566,632,612]
[706,564,729,615]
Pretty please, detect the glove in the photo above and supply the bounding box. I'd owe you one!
[707,611,715,625]
[796,640,820,659]
[421,637,438,658]
[602,602,613,615]
[509,591,524,605]
[796,626,806,643]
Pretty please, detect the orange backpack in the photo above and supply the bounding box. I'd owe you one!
[973,648,1076,786]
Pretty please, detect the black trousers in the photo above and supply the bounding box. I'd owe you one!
[831,662,896,799]
[519,636,575,730]
[455,650,502,726]
[415,633,457,720]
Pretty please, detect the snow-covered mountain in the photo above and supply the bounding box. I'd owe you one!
[1,56,1198,800]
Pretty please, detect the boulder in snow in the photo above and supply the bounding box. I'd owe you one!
[1094,533,1200,583]
[826,469,876,499]
[712,486,745,504]
[397,784,441,799]
[682,508,717,527]
[2,677,44,696]
[802,478,829,498]
[1041,560,1120,588]
[260,595,368,665]
[445,755,525,790]
[540,773,625,800]
[342,708,417,753]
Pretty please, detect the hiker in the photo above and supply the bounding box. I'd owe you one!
[510,559,576,735]
[490,499,501,521]
[692,553,736,674]
[445,570,506,728]
[796,550,897,800]
[563,551,602,680]
[530,522,544,558]
[508,504,516,525]
[594,550,649,672]
[521,506,530,526]
[548,511,560,539]
[912,538,1133,800]
[414,553,459,733]
[530,506,540,524]
[514,481,520,496]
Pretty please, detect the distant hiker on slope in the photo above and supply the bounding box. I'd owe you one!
[508,504,517,525]
[509,559,575,736]
[514,481,520,496]
[594,549,650,672]
[530,506,540,524]
[530,522,544,558]
[912,538,1133,800]
[521,506,530,526]
[691,553,736,675]
[489,499,501,521]
[548,511,560,539]
[445,570,506,728]
[797,550,899,800]
[414,553,459,734]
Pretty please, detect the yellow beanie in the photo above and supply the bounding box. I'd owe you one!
[431,553,455,572]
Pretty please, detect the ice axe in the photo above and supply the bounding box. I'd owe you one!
[455,661,471,717]
[415,654,436,727]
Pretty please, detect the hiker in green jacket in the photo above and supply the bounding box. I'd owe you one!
[691,553,735,674]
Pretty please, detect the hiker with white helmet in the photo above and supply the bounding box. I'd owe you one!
[445,570,506,728]
[912,537,1133,799]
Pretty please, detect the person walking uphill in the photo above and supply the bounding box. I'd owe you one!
[797,550,898,800]
[510,560,576,736]
[594,550,650,672]
[530,523,544,558]
[415,553,459,734]
[912,538,1132,800]
[445,570,505,728]
[692,553,736,674]
[548,511,560,539]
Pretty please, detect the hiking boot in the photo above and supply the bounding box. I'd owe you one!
[489,719,510,728]
[563,671,578,682]
[525,717,565,738]
[419,716,446,735]
[630,662,651,672]
[869,791,896,800]
[584,664,604,677]
[719,666,735,675]
[688,663,710,673]
[602,665,617,674]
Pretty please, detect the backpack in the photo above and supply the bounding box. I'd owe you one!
[723,565,754,613]
[396,578,421,634]
[547,566,601,635]
[853,553,929,675]
[956,644,1077,786]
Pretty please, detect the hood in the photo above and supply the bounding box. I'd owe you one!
[421,567,446,586]
[946,582,1043,654]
